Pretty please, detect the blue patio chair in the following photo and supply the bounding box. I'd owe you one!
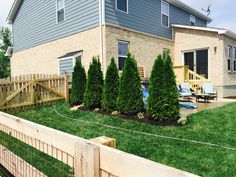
[202,83,217,100]
[179,83,192,98]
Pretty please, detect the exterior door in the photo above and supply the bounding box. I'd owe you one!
[183,49,208,79]
[196,49,208,79]
[184,52,194,71]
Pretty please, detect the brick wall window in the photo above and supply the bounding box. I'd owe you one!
[227,46,232,71]
[163,48,170,59]
[118,41,129,70]
[234,47,236,71]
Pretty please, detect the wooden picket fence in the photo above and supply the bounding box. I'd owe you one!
[0,74,69,111]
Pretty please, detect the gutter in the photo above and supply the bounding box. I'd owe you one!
[99,0,105,72]
[5,47,13,57]
[7,0,22,24]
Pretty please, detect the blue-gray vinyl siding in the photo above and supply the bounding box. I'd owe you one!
[13,0,99,53]
[105,0,207,39]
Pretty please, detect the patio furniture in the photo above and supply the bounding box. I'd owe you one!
[179,83,193,98]
[195,93,211,103]
[202,83,217,100]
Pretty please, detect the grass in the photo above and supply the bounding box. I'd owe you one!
[0,131,73,177]
[9,101,236,177]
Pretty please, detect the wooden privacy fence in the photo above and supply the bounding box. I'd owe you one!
[0,112,200,177]
[0,74,69,110]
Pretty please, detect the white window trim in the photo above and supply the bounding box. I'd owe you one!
[58,52,83,75]
[190,15,196,26]
[116,0,129,14]
[161,0,169,28]
[56,0,65,24]
[118,41,129,58]
[227,46,232,71]
[118,41,129,70]
[233,47,236,71]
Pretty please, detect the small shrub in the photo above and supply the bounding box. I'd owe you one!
[117,53,144,115]
[178,117,189,126]
[70,60,86,105]
[94,108,100,112]
[147,55,166,120]
[111,111,120,116]
[137,112,145,120]
[102,57,119,111]
[84,57,103,109]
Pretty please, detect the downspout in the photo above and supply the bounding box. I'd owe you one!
[99,0,105,72]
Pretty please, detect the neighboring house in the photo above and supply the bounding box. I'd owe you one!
[7,0,236,97]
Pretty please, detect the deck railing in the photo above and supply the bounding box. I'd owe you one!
[174,65,210,91]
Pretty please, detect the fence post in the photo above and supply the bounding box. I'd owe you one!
[31,74,36,105]
[74,141,100,177]
[64,74,69,102]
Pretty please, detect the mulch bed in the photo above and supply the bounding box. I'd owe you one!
[72,105,179,126]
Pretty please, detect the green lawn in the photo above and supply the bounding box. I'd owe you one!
[0,131,73,177]
[10,102,236,177]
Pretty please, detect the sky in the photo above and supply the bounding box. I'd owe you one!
[0,0,236,32]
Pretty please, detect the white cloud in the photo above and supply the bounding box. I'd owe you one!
[0,0,14,27]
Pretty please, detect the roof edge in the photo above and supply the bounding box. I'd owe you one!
[172,24,236,40]
[166,0,212,23]
[6,0,22,24]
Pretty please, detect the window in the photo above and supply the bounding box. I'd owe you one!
[116,0,128,13]
[161,1,169,27]
[57,0,65,23]
[227,46,232,71]
[58,52,83,75]
[118,41,129,70]
[234,48,236,71]
[163,48,170,59]
[190,15,196,26]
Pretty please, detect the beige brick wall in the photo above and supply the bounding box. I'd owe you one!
[173,28,225,87]
[104,25,174,77]
[222,36,236,86]
[11,27,101,76]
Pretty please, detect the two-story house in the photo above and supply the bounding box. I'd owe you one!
[6,0,236,97]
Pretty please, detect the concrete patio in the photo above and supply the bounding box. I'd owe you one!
[180,98,236,117]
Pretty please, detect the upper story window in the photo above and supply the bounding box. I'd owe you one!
[118,41,129,70]
[227,46,232,71]
[190,15,196,26]
[57,0,65,23]
[116,0,128,13]
[161,1,169,27]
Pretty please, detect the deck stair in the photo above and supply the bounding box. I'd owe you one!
[174,65,210,92]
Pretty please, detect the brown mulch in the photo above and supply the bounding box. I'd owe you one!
[72,105,179,126]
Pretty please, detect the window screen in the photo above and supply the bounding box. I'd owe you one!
[117,0,128,13]
[118,41,129,70]
[161,1,169,27]
[59,58,74,75]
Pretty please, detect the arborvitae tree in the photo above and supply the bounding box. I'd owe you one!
[117,53,144,115]
[163,54,180,119]
[102,57,119,111]
[147,55,166,120]
[84,57,103,109]
[0,27,12,78]
[70,60,86,105]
